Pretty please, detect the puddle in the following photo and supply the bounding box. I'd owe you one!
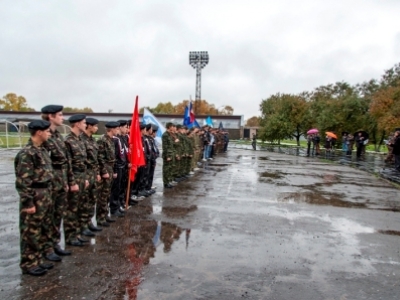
[258,157,269,160]
[259,171,284,179]
[378,230,400,236]
[278,191,367,208]
[162,205,198,218]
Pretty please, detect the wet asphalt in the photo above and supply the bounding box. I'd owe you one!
[0,147,400,300]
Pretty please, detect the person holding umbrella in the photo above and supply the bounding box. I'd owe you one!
[306,129,318,156]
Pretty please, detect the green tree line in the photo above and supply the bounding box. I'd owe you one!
[258,62,400,151]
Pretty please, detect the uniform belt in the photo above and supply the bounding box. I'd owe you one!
[31,182,49,188]
[72,167,85,173]
[52,164,65,170]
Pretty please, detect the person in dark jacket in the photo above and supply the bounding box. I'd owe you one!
[389,130,400,171]
[355,132,365,159]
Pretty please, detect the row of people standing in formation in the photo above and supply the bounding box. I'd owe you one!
[306,132,367,158]
[161,123,230,188]
[15,104,160,276]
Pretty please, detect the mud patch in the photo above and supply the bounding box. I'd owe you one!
[259,171,284,179]
[162,205,198,218]
[378,230,400,236]
[278,191,367,208]
[208,163,230,167]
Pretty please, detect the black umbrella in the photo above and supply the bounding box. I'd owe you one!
[354,130,369,139]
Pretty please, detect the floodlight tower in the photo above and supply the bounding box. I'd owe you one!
[189,51,209,111]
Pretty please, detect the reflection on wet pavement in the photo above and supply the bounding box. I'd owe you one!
[1,148,400,299]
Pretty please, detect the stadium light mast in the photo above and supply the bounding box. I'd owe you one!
[189,51,209,113]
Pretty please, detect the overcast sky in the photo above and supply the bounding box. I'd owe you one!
[1,0,399,119]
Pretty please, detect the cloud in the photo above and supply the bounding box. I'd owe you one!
[0,0,400,118]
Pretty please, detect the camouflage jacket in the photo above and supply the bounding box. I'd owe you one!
[187,135,195,155]
[97,134,116,174]
[65,131,87,185]
[161,131,175,159]
[193,134,201,150]
[42,128,68,166]
[81,132,99,176]
[14,139,54,209]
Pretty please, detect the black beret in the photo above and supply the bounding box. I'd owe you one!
[105,121,120,128]
[117,120,127,126]
[176,124,182,129]
[145,123,152,131]
[139,122,146,130]
[152,124,159,131]
[28,120,50,130]
[68,114,86,123]
[41,105,63,114]
[86,117,99,125]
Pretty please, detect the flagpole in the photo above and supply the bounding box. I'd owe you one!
[125,168,132,209]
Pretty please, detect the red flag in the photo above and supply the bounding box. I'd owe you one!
[129,96,145,180]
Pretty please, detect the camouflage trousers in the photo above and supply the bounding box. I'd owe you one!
[20,187,52,272]
[174,157,183,178]
[80,168,98,231]
[192,151,200,170]
[64,172,86,242]
[162,158,175,184]
[51,167,68,247]
[185,156,192,174]
[96,166,113,223]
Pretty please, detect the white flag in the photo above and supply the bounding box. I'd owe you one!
[143,108,166,146]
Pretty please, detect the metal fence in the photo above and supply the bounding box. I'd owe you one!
[0,121,71,149]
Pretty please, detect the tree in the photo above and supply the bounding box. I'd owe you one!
[245,116,260,127]
[259,93,308,145]
[63,107,94,113]
[218,105,234,115]
[0,93,35,111]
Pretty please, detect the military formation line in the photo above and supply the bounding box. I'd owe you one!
[14,104,230,276]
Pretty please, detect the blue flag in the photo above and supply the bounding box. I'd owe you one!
[206,116,213,127]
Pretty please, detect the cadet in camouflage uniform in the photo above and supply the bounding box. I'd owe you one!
[41,105,71,258]
[191,127,201,171]
[15,120,55,276]
[64,114,89,246]
[162,123,176,188]
[180,126,192,176]
[187,128,196,174]
[174,125,185,181]
[97,121,119,227]
[80,117,102,235]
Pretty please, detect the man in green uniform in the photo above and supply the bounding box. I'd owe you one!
[97,121,119,227]
[15,120,55,276]
[162,122,176,188]
[41,104,71,258]
[64,114,89,246]
[81,117,102,234]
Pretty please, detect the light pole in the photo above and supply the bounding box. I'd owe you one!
[189,51,209,114]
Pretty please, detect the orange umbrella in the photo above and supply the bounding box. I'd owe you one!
[325,132,337,139]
